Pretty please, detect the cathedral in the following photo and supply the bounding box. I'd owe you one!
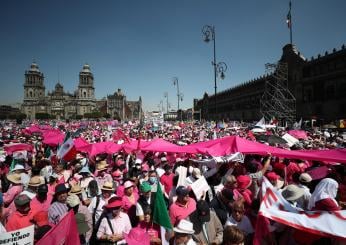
[21,62,96,119]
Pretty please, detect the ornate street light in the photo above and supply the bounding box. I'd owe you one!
[202,25,228,119]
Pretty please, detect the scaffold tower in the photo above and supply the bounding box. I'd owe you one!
[260,62,296,126]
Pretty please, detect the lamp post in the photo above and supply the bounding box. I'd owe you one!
[164,92,169,113]
[173,77,184,121]
[202,25,228,120]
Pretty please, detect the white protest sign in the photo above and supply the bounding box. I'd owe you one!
[282,133,299,147]
[0,225,34,245]
[176,166,187,187]
[190,176,210,201]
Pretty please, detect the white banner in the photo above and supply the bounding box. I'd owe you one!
[0,225,34,245]
[260,177,346,238]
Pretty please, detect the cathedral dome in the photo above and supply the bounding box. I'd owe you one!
[82,64,91,73]
[30,62,40,72]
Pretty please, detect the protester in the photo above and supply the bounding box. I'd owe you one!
[48,183,69,224]
[169,186,196,226]
[6,194,34,231]
[189,200,223,245]
[96,196,132,244]
[173,219,196,245]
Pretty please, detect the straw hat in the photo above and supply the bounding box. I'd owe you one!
[69,184,82,195]
[96,161,109,171]
[28,176,43,187]
[101,181,115,191]
[281,185,305,202]
[7,173,22,184]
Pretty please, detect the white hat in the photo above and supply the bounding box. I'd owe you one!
[161,157,167,162]
[299,173,312,183]
[124,180,134,189]
[135,159,142,164]
[66,194,80,207]
[0,155,6,162]
[12,164,25,172]
[173,219,195,234]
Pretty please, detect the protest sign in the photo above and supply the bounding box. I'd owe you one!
[190,176,210,200]
[0,225,34,245]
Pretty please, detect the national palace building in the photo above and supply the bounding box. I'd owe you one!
[194,44,346,122]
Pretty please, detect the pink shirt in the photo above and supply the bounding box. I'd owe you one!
[122,193,139,212]
[3,185,23,206]
[169,198,196,226]
[160,173,174,195]
[30,195,53,215]
[6,210,34,232]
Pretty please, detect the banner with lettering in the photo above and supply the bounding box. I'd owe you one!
[0,225,34,245]
[259,177,346,238]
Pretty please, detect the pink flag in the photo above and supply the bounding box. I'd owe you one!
[37,210,80,245]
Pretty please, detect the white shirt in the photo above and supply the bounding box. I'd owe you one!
[225,215,254,235]
[135,196,151,216]
[88,194,115,224]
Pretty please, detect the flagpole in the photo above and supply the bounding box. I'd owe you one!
[289,1,293,44]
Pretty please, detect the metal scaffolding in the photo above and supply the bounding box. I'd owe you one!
[260,62,296,126]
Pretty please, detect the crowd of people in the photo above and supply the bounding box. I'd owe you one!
[0,119,345,245]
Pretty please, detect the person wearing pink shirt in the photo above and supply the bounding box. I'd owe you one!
[160,164,174,196]
[169,186,196,226]
[3,173,23,207]
[6,194,34,231]
[122,180,139,226]
[30,184,53,215]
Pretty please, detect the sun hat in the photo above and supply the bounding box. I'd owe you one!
[75,213,90,235]
[28,176,42,187]
[124,180,134,189]
[140,182,151,193]
[124,227,150,245]
[236,175,252,190]
[104,197,122,209]
[112,170,122,178]
[173,219,195,234]
[7,173,22,184]
[66,194,80,207]
[142,164,149,172]
[69,184,82,195]
[12,164,25,172]
[176,186,189,197]
[32,211,49,227]
[135,159,142,164]
[101,182,115,191]
[281,185,305,202]
[96,162,108,171]
[14,194,31,206]
[299,173,312,183]
[55,183,69,194]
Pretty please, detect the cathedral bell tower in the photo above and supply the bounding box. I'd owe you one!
[22,62,46,119]
[76,64,96,115]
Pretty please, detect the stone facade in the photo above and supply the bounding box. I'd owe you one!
[194,44,346,122]
[106,89,143,121]
[21,62,96,119]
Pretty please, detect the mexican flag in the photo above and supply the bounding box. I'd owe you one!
[153,182,172,230]
[57,132,77,161]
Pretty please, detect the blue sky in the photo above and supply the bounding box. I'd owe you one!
[0,0,345,111]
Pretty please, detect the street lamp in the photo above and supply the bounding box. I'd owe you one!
[202,25,228,120]
[164,92,169,113]
[173,77,184,120]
